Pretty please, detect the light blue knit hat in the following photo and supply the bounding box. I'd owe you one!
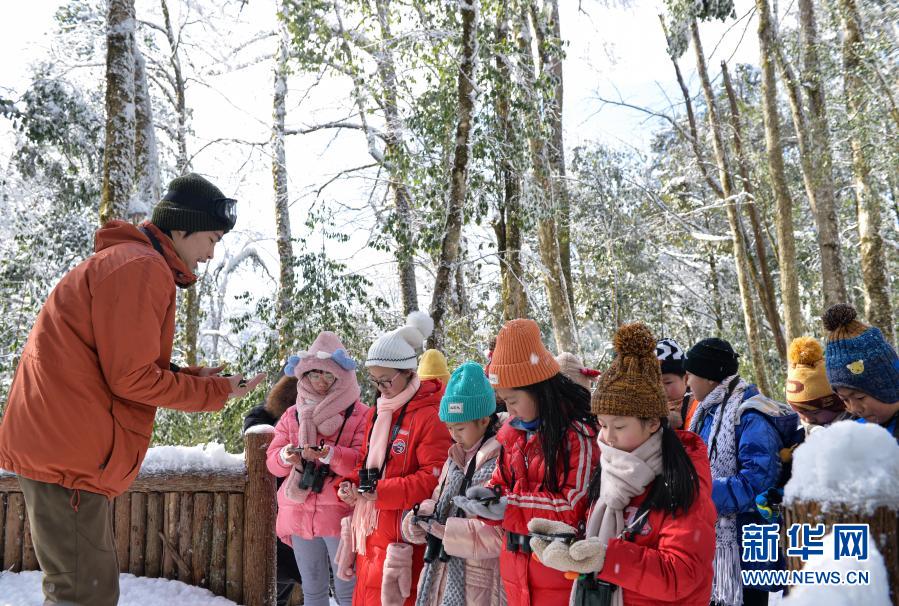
[439,361,497,423]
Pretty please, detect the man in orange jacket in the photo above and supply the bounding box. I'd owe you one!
[0,173,265,606]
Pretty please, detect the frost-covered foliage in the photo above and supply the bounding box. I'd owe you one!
[0,68,102,404]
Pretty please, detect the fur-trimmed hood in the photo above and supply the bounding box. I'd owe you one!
[264,374,298,420]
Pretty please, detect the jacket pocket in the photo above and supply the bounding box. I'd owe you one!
[98,399,155,489]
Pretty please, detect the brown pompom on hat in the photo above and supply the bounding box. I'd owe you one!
[591,322,668,418]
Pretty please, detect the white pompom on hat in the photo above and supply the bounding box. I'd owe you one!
[365,311,435,369]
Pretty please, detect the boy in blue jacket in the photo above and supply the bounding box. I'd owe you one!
[822,304,899,440]
[685,338,801,606]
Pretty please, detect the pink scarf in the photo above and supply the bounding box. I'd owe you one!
[295,374,360,448]
[351,375,421,554]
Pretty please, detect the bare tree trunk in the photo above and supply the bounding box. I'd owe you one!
[428,0,478,349]
[770,0,848,308]
[374,0,419,315]
[161,0,200,364]
[755,0,804,342]
[100,0,136,225]
[518,12,577,352]
[691,21,771,395]
[721,61,786,364]
[707,245,724,333]
[272,1,295,361]
[493,1,528,321]
[161,0,188,172]
[133,46,158,219]
[840,0,894,340]
[532,0,574,315]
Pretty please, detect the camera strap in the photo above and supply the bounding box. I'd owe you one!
[364,401,411,479]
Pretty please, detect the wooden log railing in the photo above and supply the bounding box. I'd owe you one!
[785,500,899,605]
[0,428,277,606]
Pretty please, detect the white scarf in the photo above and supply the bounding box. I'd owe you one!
[583,429,663,606]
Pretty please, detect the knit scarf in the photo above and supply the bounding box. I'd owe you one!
[286,378,360,505]
[583,429,663,606]
[688,374,746,606]
[295,374,361,448]
[351,375,421,555]
[416,439,498,606]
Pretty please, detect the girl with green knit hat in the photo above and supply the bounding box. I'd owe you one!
[401,361,505,606]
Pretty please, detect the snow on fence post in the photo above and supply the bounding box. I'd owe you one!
[243,426,277,606]
[784,422,899,605]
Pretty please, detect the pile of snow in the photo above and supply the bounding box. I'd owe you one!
[784,421,899,513]
[0,571,238,606]
[139,443,244,474]
[782,531,892,606]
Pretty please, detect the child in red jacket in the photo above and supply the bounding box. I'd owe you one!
[530,323,716,606]
[335,312,453,606]
[454,319,599,606]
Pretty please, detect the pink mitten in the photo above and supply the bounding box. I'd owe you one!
[401,510,427,544]
[335,516,356,581]
[381,542,413,606]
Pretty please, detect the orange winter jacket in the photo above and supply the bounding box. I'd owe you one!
[0,221,231,498]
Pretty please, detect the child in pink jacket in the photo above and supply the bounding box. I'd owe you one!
[401,361,505,606]
[266,331,368,606]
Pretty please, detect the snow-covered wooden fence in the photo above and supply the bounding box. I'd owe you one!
[0,428,277,606]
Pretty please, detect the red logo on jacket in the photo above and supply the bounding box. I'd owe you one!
[391,439,407,455]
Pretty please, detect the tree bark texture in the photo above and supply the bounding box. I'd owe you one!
[691,21,771,395]
[840,0,894,340]
[272,2,295,361]
[429,0,478,349]
[721,61,786,364]
[100,0,137,225]
[755,1,804,342]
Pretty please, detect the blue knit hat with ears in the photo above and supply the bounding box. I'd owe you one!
[439,361,497,423]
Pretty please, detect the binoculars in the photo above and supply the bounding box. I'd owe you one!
[506,531,533,554]
[413,504,451,564]
[424,531,450,563]
[298,461,331,493]
[358,467,381,493]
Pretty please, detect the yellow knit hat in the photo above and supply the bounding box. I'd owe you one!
[786,337,840,410]
[417,349,451,384]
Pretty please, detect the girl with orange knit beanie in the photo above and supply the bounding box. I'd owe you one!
[453,318,599,606]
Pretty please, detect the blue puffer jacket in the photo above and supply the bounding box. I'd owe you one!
[695,384,804,589]
[856,413,899,442]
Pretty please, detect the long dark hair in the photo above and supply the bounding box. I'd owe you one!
[588,418,699,516]
[516,373,597,492]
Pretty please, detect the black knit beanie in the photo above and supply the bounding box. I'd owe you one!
[151,173,235,233]
[684,338,740,382]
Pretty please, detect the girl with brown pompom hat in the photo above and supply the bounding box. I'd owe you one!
[529,323,717,606]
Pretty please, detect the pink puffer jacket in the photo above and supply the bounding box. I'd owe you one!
[267,400,368,541]
[401,436,505,606]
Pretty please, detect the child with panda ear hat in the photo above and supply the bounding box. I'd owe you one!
[335,311,454,606]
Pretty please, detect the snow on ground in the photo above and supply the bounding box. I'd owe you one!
[0,571,238,606]
[0,571,341,606]
[138,442,245,474]
[784,421,899,513]
[782,531,892,606]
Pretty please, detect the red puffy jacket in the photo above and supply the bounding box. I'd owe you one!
[488,419,598,606]
[344,379,453,606]
[595,430,716,605]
